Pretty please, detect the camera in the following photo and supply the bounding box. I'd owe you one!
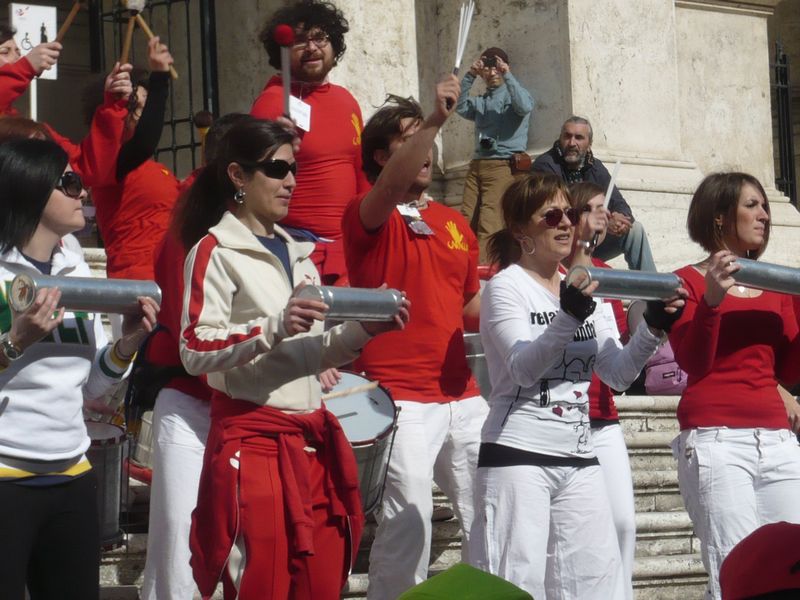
[482,55,497,69]
[480,136,497,151]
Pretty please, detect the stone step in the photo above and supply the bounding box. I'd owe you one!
[633,554,707,600]
[635,511,700,558]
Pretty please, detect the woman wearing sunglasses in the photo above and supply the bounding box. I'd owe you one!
[178,118,409,600]
[468,172,684,598]
[0,138,158,600]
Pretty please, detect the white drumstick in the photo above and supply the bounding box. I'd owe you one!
[590,160,622,248]
[322,381,380,401]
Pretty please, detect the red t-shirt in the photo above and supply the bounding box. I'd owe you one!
[144,230,212,402]
[342,195,480,403]
[91,159,181,280]
[250,76,370,240]
[588,258,628,422]
[669,265,800,430]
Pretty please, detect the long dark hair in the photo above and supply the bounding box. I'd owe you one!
[487,172,570,268]
[0,139,69,253]
[176,119,294,249]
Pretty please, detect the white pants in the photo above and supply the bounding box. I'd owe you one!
[469,462,625,600]
[672,427,800,600]
[592,423,636,600]
[367,395,488,600]
[141,388,211,600]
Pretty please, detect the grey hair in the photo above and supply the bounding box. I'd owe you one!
[561,116,593,143]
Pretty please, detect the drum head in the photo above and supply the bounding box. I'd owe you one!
[324,372,395,445]
[86,421,126,445]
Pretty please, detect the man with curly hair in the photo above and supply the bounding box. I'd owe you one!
[251,0,370,284]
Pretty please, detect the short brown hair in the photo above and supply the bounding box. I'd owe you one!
[0,117,50,143]
[487,172,570,268]
[687,172,770,258]
[568,181,605,212]
[361,95,423,184]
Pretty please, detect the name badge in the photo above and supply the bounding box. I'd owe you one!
[289,96,312,132]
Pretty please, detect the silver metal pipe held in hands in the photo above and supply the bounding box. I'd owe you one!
[732,258,800,296]
[9,273,161,315]
[565,266,681,301]
[296,286,403,321]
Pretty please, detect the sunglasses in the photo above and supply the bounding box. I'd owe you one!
[55,171,84,199]
[251,159,297,180]
[542,207,580,227]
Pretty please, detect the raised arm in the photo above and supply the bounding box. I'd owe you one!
[358,75,460,231]
[116,37,174,181]
[0,43,61,114]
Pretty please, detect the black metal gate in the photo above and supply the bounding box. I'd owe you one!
[88,0,218,178]
[772,41,797,207]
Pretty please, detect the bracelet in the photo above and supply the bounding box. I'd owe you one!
[111,340,136,366]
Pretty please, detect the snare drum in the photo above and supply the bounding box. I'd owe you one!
[86,421,126,548]
[323,371,397,514]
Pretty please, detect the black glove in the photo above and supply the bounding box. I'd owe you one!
[560,280,596,322]
[643,300,684,333]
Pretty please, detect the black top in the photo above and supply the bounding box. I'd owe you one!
[21,252,52,275]
[116,72,171,182]
[256,234,293,287]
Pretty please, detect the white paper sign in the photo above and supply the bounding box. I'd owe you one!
[289,95,311,132]
[10,3,58,80]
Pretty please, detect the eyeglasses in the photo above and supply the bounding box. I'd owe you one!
[55,171,84,199]
[542,207,580,227]
[252,159,297,180]
[292,32,330,50]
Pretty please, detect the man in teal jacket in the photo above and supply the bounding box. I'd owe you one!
[456,47,533,262]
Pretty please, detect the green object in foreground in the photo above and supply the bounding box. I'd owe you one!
[397,563,534,600]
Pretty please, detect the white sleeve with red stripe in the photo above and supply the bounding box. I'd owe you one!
[180,236,287,376]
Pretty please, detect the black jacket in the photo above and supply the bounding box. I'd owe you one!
[531,143,633,220]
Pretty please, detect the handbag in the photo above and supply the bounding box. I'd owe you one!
[644,340,687,395]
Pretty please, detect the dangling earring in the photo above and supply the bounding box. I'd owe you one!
[517,235,536,255]
[234,188,246,204]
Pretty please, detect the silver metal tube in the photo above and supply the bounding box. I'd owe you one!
[733,258,800,295]
[566,265,681,301]
[296,286,403,321]
[9,273,161,315]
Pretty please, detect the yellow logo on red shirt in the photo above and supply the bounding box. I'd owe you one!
[446,220,469,252]
[351,114,362,146]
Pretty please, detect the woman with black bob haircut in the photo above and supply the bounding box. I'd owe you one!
[668,172,800,599]
[0,138,158,600]
[180,118,409,599]
[469,172,684,598]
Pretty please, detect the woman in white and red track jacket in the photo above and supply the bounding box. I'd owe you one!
[177,118,408,600]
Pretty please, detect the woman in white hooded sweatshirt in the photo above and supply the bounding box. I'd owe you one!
[0,138,158,600]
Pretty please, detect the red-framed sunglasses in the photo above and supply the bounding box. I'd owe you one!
[542,207,580,227]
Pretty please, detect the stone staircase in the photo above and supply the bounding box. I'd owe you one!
[97,394,708,599]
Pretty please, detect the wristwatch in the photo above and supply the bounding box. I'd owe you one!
[0,333,23,361]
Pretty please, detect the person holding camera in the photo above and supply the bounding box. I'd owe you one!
[456,47,534,263]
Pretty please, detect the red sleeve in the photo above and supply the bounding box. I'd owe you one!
[668,268,721,378]
[352,104,371,194]
[341,193,387,254]
[45,94,128,188]
[776,293,800,385]
[464,225,480,298]
[0,58,36,115]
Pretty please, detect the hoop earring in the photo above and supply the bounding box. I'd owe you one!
[234,188,246,205]
[517,235,536,256]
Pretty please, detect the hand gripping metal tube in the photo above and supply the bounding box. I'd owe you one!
[9,273,162,315]
[732,258,800,295]
[565,266,681,301]
[296,286,403,321]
